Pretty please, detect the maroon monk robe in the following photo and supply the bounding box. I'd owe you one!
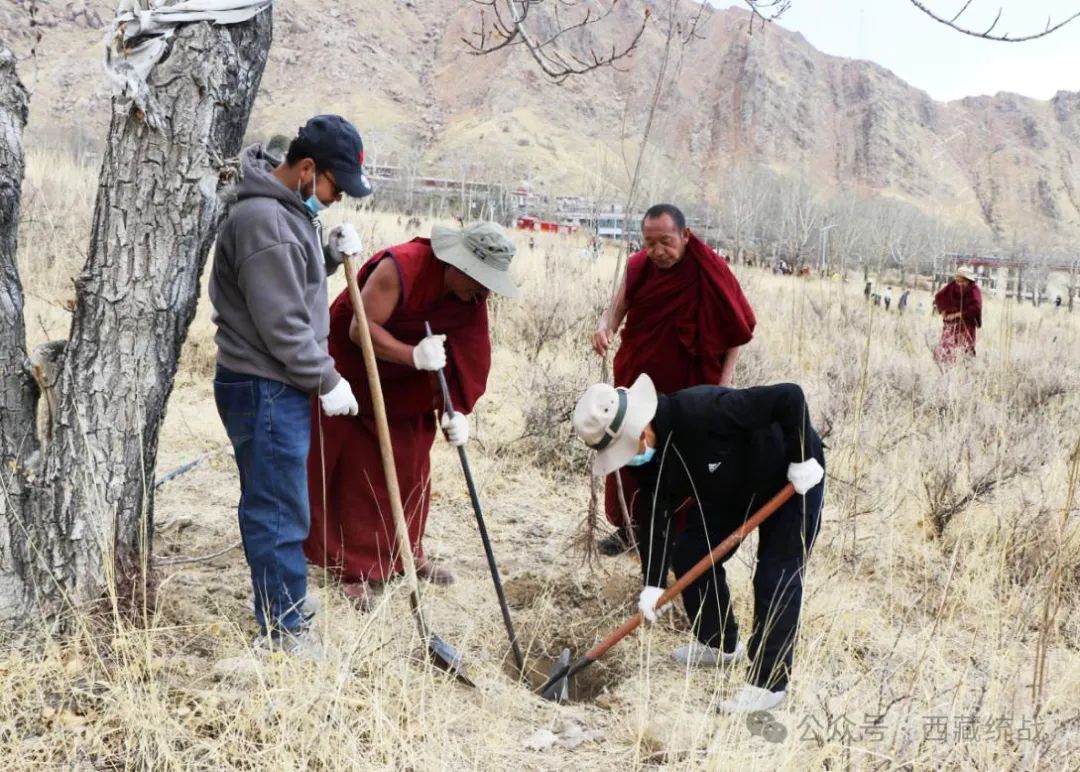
[305,239,491,582]
[606,233,757,527]
[934,280,982,362]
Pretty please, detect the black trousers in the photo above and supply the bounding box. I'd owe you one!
[670,453,824,692]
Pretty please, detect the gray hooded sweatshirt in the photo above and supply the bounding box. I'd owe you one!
[209,144,341,395]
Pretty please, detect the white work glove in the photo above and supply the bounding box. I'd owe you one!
[638,586,672,623]
[441,412,469,447]
[787,458,824,495]
[327,223,363,262]
[411,334,447,371]
[319,378,358,417]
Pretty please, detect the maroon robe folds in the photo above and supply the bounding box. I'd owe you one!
[934,280,982,362]
[606,233,756,527]
[305,239,491,581]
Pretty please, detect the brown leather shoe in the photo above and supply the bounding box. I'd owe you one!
[415,559,456,586]
[341,581,373,611]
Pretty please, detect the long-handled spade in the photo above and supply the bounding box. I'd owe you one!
[424,322,527,679]
[538,483,796,702]
[344,256,473,687]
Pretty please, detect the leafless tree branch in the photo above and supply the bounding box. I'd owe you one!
[742,0,792,20]
[908,0,1080,42]
[741,0,791,34]
[463,0,650,82]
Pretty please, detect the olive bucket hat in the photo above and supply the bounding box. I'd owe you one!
[430,222,519,298]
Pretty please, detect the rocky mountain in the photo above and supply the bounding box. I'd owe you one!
[6,0,1079,239]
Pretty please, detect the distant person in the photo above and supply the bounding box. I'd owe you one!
[590,204,756,555]
[209,115,372,656]
[572,375,825,712]
[528,235,535,251]
[884,286,892,311]
[934,266,982,362]
[898,289,910,314]
[305,223,519,608]
[1055,295,1062,309]
[863,280,872,301]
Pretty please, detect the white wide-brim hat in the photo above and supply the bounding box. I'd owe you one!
[572,374,659,476]
[431,222,520,298]
[955,266,977,282]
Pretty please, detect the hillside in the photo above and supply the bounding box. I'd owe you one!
[6,0,1080,238]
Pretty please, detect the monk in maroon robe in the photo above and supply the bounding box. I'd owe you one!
[305,223,518,607]
[934,267,982,362]
[592,204,756,553]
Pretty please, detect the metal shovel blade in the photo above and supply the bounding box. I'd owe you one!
[543,648,571,702]
[429,632,475,688]
[539,649,595,703]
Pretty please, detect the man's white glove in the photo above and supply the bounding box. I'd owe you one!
[787,458,824,495]
[320,378,358,417]
[638,586,672,623]
[411,334,447,371]
[441,412,469,447]
[327,223,363,262]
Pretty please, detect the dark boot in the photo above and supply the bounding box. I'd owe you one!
[597,527,631,557]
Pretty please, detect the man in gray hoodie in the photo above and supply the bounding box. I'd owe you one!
[209,114,372,655]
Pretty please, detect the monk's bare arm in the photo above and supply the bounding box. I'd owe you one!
[349,259,415,367]
[592,273,629,356]
[718,346,741,387]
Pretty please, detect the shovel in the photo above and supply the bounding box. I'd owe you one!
[344,255,473,687]
[538,483,796,702]
[425,322,527,679]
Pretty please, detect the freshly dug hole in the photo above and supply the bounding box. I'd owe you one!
[503,631,630,704]
[500,570,642,703]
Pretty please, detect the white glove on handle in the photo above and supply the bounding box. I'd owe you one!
[787,458,824,495]
[327,223,363,261]
[638,586,672,623]
[320,378,358,417]
[411,334,447,371]
[441,412,469,447]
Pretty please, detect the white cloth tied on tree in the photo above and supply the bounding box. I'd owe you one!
[103,0,272,127]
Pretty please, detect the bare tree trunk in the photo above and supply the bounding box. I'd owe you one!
[0,45,36,620]
[0,14,272,625]
[1069,264,1076,312]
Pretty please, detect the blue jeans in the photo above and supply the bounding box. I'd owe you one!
[214,366,311,636]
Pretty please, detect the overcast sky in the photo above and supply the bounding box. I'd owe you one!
[711,0,1080,101]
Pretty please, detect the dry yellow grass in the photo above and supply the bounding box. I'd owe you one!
[4,148,1079,770]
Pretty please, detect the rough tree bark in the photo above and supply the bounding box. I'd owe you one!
[0,13,272,625]
[0,44,35,615]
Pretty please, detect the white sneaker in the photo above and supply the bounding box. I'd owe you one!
[672,640,745,667]
[253,627,323,660]
[717,684,786,713]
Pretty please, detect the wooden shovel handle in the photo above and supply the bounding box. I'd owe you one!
[343,256,427,635]
[583,483,796,661]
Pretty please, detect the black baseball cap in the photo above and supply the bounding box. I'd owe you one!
[297,114,373,198]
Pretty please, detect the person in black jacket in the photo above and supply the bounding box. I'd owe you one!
[572,373,825,713]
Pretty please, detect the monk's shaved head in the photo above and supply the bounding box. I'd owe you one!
[642,203,686,231]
